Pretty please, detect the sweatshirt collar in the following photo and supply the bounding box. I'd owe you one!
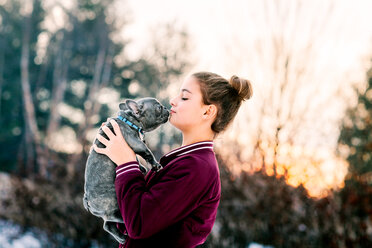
[146,141,214,181]
[163,141,214,158]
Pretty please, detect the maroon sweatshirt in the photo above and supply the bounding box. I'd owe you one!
[114,141,221,248]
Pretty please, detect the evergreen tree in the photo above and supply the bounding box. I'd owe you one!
[338,63,372,182]
[335,61,372,247]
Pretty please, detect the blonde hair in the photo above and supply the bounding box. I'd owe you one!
[192,72,253,134]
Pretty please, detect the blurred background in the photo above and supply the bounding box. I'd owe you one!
[0,0,371,247]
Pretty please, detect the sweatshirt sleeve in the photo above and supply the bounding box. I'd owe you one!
[114,156,213,239]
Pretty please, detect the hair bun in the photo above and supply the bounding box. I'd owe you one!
[229,75,253,101]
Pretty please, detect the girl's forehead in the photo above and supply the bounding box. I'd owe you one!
[180,76,200,93]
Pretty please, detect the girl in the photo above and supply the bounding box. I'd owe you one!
[93,71,253,247]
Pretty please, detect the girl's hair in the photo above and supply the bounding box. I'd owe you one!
[192,71,253,134]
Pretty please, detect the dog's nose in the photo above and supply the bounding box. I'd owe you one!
[163,108,170,120]
[163,106,169,113]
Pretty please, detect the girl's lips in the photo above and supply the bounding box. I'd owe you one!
[170,110,176,114]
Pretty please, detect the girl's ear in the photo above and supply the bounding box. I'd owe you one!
[203,104,217,120]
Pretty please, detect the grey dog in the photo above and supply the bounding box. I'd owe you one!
[83,97,169,244]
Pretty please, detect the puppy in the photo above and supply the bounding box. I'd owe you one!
[83,97,169,244]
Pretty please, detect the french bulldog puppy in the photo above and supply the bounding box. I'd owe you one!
[83,97,169,244]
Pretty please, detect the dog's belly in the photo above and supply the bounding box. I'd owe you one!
[84,153,119,214]
[85,153,116,185]
[84,191,118,215]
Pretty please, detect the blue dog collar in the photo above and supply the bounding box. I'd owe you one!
[117,116,144,134]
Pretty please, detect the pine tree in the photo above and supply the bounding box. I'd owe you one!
[338,63,372,183]
[335,61,372,247]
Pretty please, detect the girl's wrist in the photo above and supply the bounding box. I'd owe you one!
[116,154,137,166]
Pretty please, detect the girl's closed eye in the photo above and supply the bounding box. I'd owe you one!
[181,97,188,100]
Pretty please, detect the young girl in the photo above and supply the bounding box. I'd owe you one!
[93,71,253,247]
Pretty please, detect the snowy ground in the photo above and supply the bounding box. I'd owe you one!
[0,219,273,248]
[0,219,102,248]
[0,219,47,248]
[248,243,274,248]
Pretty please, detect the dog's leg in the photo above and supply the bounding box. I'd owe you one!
[134,143,163,172]
[125,133,163,172]
[136,157,148,174]
[103,219,127,244]
[102,210,126,244]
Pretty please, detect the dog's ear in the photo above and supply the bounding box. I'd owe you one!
[119,102,128,110]
[125,99,142,118]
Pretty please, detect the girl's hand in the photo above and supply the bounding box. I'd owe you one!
[89,120,108,154]
[93,119,137,166]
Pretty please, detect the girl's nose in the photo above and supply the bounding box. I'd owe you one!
[169,96,176,107]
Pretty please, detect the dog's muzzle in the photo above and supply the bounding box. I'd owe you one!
[162,110,170,123]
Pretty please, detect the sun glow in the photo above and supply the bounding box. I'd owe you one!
[215,141,349,198]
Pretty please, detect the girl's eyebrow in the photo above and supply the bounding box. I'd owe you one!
[181,89,192,94]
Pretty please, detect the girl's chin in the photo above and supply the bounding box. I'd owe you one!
[169,118,182,130]
[169,117,178,125]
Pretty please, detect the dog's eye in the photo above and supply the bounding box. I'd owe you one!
[157,105,162,112]
[139,104,144,110]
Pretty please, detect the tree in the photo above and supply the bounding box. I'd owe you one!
[338,64,372,181]
[0,1,24,172]
[333,61,372,247]
[215,0,358,196]
[0,0,45,175]
[60,0,126,178]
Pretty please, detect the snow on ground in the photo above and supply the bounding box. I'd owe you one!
[0,219,45,248]
[248,243,275,248]
[0,219,101,248]
[0,219,273,248]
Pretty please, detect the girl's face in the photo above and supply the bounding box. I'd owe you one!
[169,76,208,132]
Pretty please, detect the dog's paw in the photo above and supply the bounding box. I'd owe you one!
[139,164,148,174]
[152,163,163,172]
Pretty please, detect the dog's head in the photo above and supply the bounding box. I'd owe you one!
[118,97,169,132]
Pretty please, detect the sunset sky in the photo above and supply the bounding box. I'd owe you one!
[122,0,372,149]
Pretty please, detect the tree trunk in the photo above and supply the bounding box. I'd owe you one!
[46,40,69,143]
[20,5,47,177]
[0,37,4,126]
[43,42,69,177]
[66,41,109,178]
